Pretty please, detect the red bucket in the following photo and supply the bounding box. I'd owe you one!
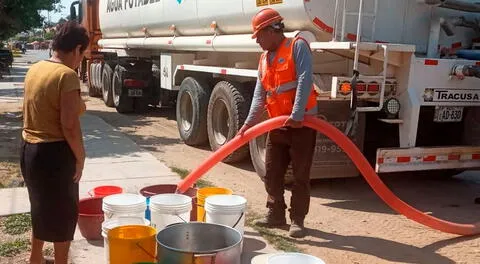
[78,197,104,240]
[88,185,123,198]
[139,184,197,221]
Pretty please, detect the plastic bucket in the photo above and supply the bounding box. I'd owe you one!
[205,195,247,236]
[102,193,147,221]
[108,225,157,264]
[102,217,150,264]
[139,184,198,221]
[267,253,326,264]
[78,197,105,240]
[149,194,192,232]
[89,185,123,197]
[197,187,233,222]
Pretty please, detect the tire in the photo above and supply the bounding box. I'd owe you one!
[207,81,251,163]
[112,65,134,113]
[249,111,295,186]
[88,63,97,97]
[96,63,103,96]
[94,63,100,90]
[102,63,114,107]
[176,77,211,146]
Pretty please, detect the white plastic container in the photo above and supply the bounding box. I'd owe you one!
[102,193,147,221]
[205,195,247,236]
[101,217,150,264]
[149,193,192,232]
[267,253,326,264]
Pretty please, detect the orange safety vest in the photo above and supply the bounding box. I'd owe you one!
[259,37,318,118]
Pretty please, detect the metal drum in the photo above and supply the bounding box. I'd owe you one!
[156,222,242,264]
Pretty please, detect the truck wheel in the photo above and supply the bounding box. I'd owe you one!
[207,81,251,163]
[112,65,134,113]
[97,63,104,96]
[88,63,97,97]
[102,63,114,107]
[249,113,295,186]
[176,77,211,146]
[94,63,100,92]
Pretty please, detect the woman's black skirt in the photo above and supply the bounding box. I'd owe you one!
[20,139,79,242]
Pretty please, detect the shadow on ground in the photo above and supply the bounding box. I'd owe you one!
[294,228,479,264]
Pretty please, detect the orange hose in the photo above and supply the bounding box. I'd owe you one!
[177,115,480,236]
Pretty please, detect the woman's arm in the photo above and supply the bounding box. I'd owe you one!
[60,89,85,183]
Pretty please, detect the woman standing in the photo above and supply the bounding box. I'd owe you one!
[21,21,89,264]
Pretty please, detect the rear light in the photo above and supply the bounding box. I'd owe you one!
[356,81,366,94]
[123,79,146,88]
[367,82,380,95]
[384,97,401,116]
[338,81,352,95]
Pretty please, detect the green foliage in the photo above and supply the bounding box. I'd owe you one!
[3,214,32,235]
[0,0,62,39]
[170,166,214,188]
[44,31,55,40]
[0,239,29,257]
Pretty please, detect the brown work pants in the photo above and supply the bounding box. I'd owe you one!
[264,127,317,221]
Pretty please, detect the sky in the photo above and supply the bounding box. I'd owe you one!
[39,0,72,24]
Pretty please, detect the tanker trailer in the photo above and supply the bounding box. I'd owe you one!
[71,0,480,181]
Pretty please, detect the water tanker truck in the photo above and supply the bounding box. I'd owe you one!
[71,0,480,181]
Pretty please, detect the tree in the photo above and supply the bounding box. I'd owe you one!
[0,0,62,40]
[44,31,55,40]
[57,17,68,25]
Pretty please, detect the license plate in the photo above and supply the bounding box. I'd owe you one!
[433,106,463,122]
[128,89,142,97]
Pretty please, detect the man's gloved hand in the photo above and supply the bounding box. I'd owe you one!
[237,124,251,137]
[283,117,303,128]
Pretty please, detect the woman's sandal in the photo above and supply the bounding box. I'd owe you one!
[42,256,55,264]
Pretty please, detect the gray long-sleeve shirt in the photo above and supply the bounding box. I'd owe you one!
[244,38,316,126]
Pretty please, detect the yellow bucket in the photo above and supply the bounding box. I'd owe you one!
[108,225,157,264]
[197,187,233,221]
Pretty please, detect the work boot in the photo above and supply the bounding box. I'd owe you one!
[289,219,306,238]
[254,208,287,228]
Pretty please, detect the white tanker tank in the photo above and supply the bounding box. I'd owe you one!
[99,0,480,54]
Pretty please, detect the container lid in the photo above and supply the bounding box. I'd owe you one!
[102,193,146,211]
[205,195,247,208]
[149,194,192,212]
[150,194,192,207]
[267,253,326,264]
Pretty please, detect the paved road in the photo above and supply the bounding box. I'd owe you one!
[0,50,49,104]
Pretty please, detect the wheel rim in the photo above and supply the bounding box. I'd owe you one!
[180,91,193,132]
[255,133,267,163]
[102,71,109,102]
[113,72,120,106]
[212,98,230,145]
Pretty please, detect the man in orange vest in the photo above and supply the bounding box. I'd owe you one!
[238,8,318,238]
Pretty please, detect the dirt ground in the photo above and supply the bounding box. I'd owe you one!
[84,97,480,264]
[0,107,23,189]
[1,86,479,263]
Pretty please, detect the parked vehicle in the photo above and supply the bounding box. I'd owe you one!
[0,48,13,75]
[70,0,480,180]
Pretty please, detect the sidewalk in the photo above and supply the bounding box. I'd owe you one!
[0,51,278,263]
[0,113,179,217]
[0,112,277,263]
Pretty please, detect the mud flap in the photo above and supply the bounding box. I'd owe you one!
[311,101,365,179]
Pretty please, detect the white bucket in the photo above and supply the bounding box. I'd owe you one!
[267,253,326,264]
[205,194,247,236]
[149,193,192,231]
[102,193,147,221]
[101,217,150,264]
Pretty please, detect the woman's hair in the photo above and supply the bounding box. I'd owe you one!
[52,21,89,53]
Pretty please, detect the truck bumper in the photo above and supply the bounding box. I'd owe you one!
[376,146,480,173]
